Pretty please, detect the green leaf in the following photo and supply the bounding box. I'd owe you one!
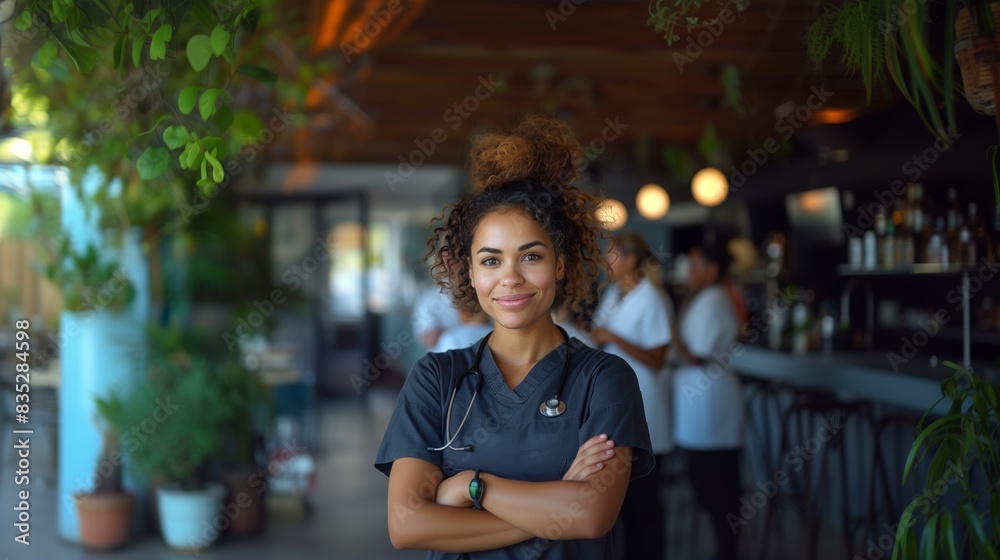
[903,413,964,480]
[192,5,215,27]
[36,39,58,69]
[211,25,230,56]
[198,88,226,121]
[52,0,69,22]
[67,27,90,47]
[15,9,32,30]
[179,143,199,170]
[959,503,997,559]
[186,34,213,72]
[178,85,203,115]
[150,25,172,60]
[162,125,190,150]
[132,38,143,67]
[204,151,224,183]
[53,35,97,73]
[238,64,278,85]
[223,45,235,65]
[919,513,937,560]
[113,35,126,69]
[215,106,234,135]
[137,147,170,180]
[940,509,957,560]
[196,177,216,196]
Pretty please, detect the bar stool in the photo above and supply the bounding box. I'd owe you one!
[864,413,929,556]
[741,376,787,485]
[758,389,874,560]
[739,375,789,554]
[661,448,703,558]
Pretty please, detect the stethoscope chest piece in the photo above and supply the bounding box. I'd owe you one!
[539,398,566,417]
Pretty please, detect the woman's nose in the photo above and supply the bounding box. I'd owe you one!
[500,264,524,286]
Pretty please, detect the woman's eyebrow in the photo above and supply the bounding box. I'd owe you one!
[476,240,545,254]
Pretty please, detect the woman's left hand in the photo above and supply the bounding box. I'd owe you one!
[435,471,475,508]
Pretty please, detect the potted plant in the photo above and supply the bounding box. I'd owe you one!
[72,393,134,549]
[215,356,272,537]
[108,344,235,552]
[891,361,999,559]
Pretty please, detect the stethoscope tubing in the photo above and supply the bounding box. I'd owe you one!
[429,328,571,453]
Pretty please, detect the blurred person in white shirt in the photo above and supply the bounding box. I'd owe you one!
[589,231,674,560]
[433,306,492,353]
[672,242,742,560]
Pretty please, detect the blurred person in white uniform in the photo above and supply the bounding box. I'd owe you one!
[589,230,673,560]
[552,304,597,348]
[433,306,492,353]
[672,242,742,560]
[411,286,461,350]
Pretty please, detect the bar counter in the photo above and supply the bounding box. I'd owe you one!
[731,344,998,416]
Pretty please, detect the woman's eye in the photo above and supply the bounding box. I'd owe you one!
[523,253,542,262]
[481,257,500,267]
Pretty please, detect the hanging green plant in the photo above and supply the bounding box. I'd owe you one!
[647,0,750,45]
[805,0,1000,209]
[1,0,312,312]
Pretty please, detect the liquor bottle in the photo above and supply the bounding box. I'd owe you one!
[990,206,1000,259]
[863,229,877,270]
[874,209,888,266]
[915,209,931,263]
[903,182,917,233]
[892,196,907,265]
[926,217,945,265]
[958,226,976,267]
[969,203,987,266]
[848,236,863,267]
[882,221,898,268]
[946,188,962,234]
[912,183,928,263]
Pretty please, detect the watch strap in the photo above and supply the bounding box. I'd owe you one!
[470,469,484,510]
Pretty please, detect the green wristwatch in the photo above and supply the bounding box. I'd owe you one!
[470,469,485,510]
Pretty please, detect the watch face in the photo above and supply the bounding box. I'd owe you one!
[470,478,483,499]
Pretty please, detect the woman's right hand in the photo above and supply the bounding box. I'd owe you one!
[562,434,617,481]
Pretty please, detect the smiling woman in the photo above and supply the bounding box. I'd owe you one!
[374,115,655,559]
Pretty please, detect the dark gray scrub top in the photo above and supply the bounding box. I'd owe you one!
[375,336,655,560]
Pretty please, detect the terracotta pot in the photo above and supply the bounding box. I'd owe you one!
[74,492,134,550]
[221,465,267,537]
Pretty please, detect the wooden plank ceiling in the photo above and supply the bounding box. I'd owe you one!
[268,0,876,168]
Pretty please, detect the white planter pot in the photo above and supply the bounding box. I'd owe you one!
[156,482,227,552]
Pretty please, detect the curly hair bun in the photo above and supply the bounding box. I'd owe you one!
[468,115,584,191]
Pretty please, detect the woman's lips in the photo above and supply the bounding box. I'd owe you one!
[495,294,533,309]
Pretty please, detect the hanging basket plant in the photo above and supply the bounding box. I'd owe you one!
[953,2,1000,115]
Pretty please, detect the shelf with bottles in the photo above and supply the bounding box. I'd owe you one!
[837,263,976,276]
[843,182,1000,274]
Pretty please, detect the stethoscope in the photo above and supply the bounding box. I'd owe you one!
[427,327,572,453]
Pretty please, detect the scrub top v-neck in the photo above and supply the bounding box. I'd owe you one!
[375,336,655,560]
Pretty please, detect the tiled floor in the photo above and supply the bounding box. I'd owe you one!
[2,389,853,560]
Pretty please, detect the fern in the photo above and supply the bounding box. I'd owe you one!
[807,0,892,98]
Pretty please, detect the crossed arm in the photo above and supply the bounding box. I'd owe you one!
[386,435,632,552]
